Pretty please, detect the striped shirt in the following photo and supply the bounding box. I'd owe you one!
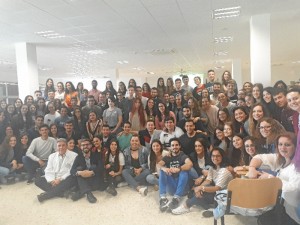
[206,167,233,190]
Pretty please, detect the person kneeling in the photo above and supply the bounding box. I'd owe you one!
[35,138,77,203]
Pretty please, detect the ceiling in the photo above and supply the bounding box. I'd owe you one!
[0,0,300,81]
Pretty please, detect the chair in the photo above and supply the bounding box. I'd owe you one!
[214,177,283,225]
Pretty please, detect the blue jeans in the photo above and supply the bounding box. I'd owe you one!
[159,170,189,198]
[122,168,150,189]
[146,174,159,185]
[22,156,46,179]
[186,191,215,209]
[0,166,10,176]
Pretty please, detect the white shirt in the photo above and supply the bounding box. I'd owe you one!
[159,127,184,150]
[254,154,300,223]
[44,150,77,182]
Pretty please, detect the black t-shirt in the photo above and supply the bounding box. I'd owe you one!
[179,133,209,156]
[162,151,188,169]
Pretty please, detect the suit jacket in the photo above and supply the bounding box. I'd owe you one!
[70,151,104,176]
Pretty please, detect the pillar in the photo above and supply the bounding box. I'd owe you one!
[15,43,39,100]
[250,14,271,86]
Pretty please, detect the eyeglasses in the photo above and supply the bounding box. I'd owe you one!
[212,155,222,158]
[245,144,255,148]
[259,126,271,130]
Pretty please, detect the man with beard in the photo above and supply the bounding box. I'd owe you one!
[70,139,104,203]
[178,105,206,134]
[158,138,193,212]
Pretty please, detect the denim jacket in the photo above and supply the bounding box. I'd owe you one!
[123,146,149,170]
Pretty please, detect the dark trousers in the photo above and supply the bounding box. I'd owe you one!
[35,176,76,199]
[22,156,46,179]
[76,174,101,195]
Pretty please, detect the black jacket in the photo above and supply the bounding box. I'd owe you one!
[70,151,104,176]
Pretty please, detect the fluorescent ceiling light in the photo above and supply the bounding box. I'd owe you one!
[214,51,228,56]
[0,60,15,65]
[117,60,129,64]
[35,30,66,39]
[132,67,143,71]
[214,36,233,43]
[213,6,241,19]
[87,49,107,55]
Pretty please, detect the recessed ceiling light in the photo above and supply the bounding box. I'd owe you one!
[213,6,241,19]
[214,36,233,43]
[87,49,107,55]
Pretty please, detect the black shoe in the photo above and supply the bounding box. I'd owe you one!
[27,177,34,185]
[202,210,214,218]
[71,192,84,201]
[169,197,180,210]
[6,176,15,185]
[187,190,194,199]
[37,192,49,203]
[159,198,169,212]
[86,192,97,203]
[35,168,44,178]
[106,185,117,196]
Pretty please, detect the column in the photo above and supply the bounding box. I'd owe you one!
[250,14,271,86]
[232,59,242,89]
[15,43,39,100]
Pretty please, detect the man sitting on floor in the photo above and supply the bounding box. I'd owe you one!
[158,138,193,212]
[70,139,104,203]
[35,138,77,203]
[23,124,57,184]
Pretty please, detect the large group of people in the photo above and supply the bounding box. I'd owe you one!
[0,70,300,224]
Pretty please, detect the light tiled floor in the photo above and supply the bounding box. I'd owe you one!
[0,182,257,225]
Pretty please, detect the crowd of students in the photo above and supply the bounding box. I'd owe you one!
[0,70,299,224]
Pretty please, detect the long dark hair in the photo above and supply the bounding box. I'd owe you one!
[130,98,146,127]
[44,78,55,98]
[105,139,121,171]
[210,147,228,169]
[242,136,258,165]
[65,81,76,94]
[232,106,248,135]
[149,139,163,173]
[157,102,169,122]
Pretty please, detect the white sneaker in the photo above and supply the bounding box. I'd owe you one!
[138,186,148,196]
[172,205,190,215]
[117,182,128,188]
